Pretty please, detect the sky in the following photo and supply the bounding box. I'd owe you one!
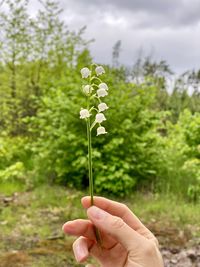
[5,0,200,74]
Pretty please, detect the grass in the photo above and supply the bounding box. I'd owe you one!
[127,192,200,227]
[0,181,25,195]
[0,181,199,266]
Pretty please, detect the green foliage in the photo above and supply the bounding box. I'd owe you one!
[0,161,25,182]
[154,110,200,200]
[0,0,200,198]
[0,135,31,168]
[179,111,200,201]
[0,135,32,186]
[0,180,25,194]
[183,159,200,202]
[26,69,167,196]
[0,0,89,134]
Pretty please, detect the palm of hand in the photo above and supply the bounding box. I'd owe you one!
[92,242,127,267]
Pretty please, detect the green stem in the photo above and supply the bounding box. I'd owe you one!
[86,118,94,206]
[86,66,102,246]
[90,76,102,83]
[87,119,102,246]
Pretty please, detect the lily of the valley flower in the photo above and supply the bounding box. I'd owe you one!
[95,66,105,76]
[83,85,93,95]
[99,82,108,90]
[97,88,108,98]
[79,64,109,245]
[98,102,109,112]
[97,126,107,136]
[80,109,91,119]
[95,113,106,123]
[81,67,91,78]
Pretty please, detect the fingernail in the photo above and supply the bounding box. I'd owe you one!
[62,222,74,233]
[88,206,107,220]
[75,244,87,262]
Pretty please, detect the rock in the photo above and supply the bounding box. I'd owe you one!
[171,258,178,264]
[161,245,200,267]
[0,221,8,225]
[187,248,196,261]
[177,257,192,267]
[3,197,13,204]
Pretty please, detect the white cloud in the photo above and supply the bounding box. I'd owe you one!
[2,0,200,73]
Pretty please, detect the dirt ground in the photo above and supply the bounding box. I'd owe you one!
[0,190,199,267]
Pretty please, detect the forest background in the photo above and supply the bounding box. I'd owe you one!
[0,1,199,266]
[0,0,200,199]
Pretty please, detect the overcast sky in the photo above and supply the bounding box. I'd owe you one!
[14,0,200,73]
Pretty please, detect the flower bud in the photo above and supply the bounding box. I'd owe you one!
[83,85,93,94]
[99,83,108,90]
[97,88,108,98]
[81,67,91,78]
[95,113,106,123]
[95,66,105,76]
[98,103,109,112]
[97,126,107,136]
[80,109,91,119]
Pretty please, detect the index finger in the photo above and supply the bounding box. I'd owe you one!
[81,196,157,243]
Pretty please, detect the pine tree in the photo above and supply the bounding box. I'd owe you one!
[0,0,31,133]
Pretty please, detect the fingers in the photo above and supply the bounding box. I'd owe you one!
[87,205,145,252]
[62,219,117,249]
[82,196,143,230]
[82,196,156,242]
[63,219,96,240]
[73,236,106,264]
[73,236,92,263]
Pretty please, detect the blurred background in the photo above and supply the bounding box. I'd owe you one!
[0,0,199,266]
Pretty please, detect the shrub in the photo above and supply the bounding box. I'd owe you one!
[28,69,163,195]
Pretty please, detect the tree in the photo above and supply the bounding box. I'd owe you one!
[0,0,31,133]
[0,0,90,134]
[112,40,121,68]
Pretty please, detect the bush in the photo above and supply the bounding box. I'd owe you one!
[28,68,164,195]
[155,110,200,199]
[0,161,25,182]
[0,135,32,170]
[0,135,33,187]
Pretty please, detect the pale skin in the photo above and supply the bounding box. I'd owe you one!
[62,196,164,267]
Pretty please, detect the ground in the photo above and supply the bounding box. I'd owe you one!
[0,182,199,267]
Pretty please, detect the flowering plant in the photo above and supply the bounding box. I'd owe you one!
[80,64,109,207]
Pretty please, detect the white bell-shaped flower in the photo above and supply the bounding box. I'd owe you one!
[95,66,105,76]
[82,85,93,94]
[97,126,107,136]
[95,113,106,123]
[80,109,91,119]
[97,88,108,98]
[99,82,108,90]
[81,67,91,78]
[98,102,109,112]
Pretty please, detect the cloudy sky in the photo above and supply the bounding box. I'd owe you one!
[19,0,200,73]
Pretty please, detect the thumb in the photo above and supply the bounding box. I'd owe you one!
[87,206,144,251]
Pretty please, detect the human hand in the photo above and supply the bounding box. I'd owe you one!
[62,196,164,267]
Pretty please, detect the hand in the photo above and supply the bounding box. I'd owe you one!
[62,196,164,267]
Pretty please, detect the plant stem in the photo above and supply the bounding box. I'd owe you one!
[86,71,102,246]
[86,117,102,247]
[86,118,94,206]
